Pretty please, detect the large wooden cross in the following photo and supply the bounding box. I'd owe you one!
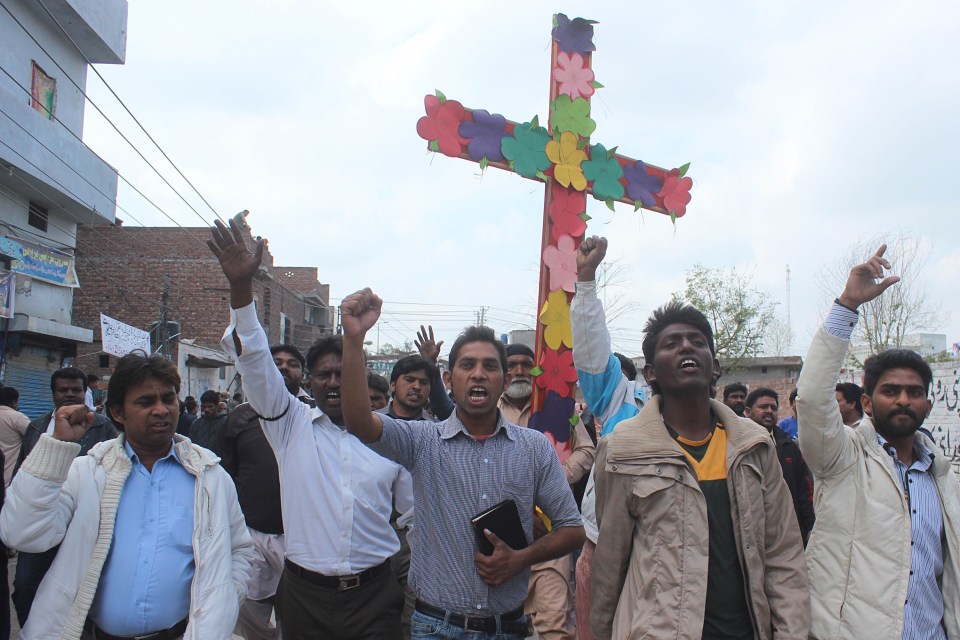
[416,13,693,458]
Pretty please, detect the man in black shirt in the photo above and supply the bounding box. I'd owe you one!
[221,344,310,639]
[745,388,816,545]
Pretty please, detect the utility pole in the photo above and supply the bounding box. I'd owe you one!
[159,273,170,359]
[476,306,488,326]
[785,264,791,334]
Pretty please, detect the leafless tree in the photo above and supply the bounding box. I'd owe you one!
[817,233,946,367]
[765,314,795,357]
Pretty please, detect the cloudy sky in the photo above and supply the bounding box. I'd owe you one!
[82,0,960,358]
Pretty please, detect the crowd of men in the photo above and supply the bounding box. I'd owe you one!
[0,220,953,640]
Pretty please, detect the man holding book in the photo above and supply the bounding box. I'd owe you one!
[337,288,585,640]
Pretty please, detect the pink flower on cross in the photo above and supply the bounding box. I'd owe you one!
[542,235,579,293]
[552,53,595,100]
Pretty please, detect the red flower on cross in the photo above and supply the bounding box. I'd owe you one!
[548,182,587,241]
[535,347,578,397]
[657,168,693,217]
[416,95,469,158]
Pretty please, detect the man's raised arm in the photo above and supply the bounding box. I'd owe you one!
[797,244,900,477]
[339,289,385,444]
[571,236,637,434]
[208,216,300,446]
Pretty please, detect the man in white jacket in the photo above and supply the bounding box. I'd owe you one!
[798,244,960,639]
[0,352,255,640]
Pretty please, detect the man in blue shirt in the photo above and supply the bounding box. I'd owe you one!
[0,352,254,639]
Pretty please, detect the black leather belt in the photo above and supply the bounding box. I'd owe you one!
[85,617,188,640]
[284,557,389,591]
[415,600,529,635]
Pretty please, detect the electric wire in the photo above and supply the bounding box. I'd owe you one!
[34,0,225,223]
[0,0,221,226]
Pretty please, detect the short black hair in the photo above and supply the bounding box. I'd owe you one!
[0,386,19,408]
[270,344,306,371]
[390,355,438,383]
[745,387,779,408]
[614,353,637,381]
[107,353,181,431]
[51,367,87,392]
[200,389,220,405]
[87,374,99,383]
[232,392,242,401]
[835,382,864,414]
[723,382,749,400]
[306,335,343,373]
[862,349,932,396]
[184,395,197,411]
[449,326,507,373]
[367,371,389,395]
[642,301,715,365]
[789,387,798,404]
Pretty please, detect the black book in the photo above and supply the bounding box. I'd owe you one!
[471,499,528,556]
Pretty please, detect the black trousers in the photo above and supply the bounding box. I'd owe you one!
[12,546,57,627]
[276,563,403,640]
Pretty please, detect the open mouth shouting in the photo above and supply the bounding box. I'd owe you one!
[467,386,489,406]
[324,391,341,406]
[679,358,700,371]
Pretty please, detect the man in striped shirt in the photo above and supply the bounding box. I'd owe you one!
[797,244,960,639]
[339,288,585,640]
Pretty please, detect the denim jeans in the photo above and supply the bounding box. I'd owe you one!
[410,610,528,640]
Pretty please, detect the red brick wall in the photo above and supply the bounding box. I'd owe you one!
[73,225,327,377]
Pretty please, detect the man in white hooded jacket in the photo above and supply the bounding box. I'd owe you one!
[0,352,255,640]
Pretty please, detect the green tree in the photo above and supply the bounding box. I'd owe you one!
[671,264,778,367]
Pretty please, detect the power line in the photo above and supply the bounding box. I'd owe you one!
[0,1,218,226]
[34,0,225,224]
[0,61,208,238]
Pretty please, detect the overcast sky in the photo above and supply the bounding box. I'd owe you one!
[82,0,960,358]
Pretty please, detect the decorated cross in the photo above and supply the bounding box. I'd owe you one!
[415,13,693,459]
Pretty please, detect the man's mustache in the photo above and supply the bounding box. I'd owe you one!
[888,407,919,420]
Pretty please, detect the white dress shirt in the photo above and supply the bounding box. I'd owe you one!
[222,302,411,575]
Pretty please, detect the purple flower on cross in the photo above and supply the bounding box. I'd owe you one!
[623,161,664,207]
[458,109,509,162]
[552,13,596,55]
[529,390,575,445]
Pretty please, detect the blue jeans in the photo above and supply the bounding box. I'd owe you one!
[410,610,528,640]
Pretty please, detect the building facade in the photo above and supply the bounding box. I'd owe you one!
[0,0,128,417]
[72,223,334,400]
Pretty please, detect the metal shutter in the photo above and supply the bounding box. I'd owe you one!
[4,345,57,420]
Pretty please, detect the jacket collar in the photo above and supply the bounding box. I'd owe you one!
[607,395,770,464]
[87,433,217,476]
[856,416,952,478]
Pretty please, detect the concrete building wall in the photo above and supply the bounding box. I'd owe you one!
[928,360,960,473]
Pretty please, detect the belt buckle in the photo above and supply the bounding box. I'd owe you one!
[338,575,361,591]
[462,613,485,632]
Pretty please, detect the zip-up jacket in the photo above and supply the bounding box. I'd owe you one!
[591,397,810,640]
[0,433,255,640]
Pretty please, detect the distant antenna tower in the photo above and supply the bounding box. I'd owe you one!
[785,264,791,332]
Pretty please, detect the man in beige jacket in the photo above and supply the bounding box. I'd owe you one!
[797,244,960,639]
[590,299,809,640]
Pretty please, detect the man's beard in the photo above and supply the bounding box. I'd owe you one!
[504,378,533,401]
[874,406,923,439]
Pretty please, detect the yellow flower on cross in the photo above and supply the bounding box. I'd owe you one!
[538,289,573,350]
[545,131,587,191]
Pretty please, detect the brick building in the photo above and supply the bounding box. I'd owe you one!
[72,223,334,399]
